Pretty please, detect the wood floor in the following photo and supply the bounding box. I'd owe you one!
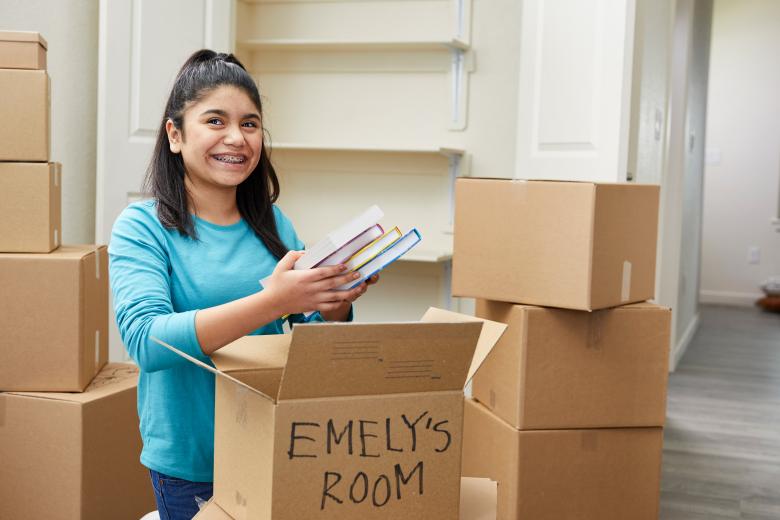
[660,304,780,519]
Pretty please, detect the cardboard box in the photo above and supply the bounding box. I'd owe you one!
[0,69,50,161]
[0,31,47,69]
[461,399,663,520]
[0,363,157,519]
[472,300,671,429]
[194,478,497,520]
[159,307,506,520]
[0,162,61,252]
[453,178,660,310]
[0,245,108,391]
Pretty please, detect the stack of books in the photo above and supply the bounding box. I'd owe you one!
[263,205,421,310]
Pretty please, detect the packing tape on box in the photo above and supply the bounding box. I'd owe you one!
[586,311,605,350]
[95,248,101,279]
[621,260,632,302]
[0,394,6,428]
[54,228,59,247]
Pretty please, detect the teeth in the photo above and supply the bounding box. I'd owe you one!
[214,155,245,164]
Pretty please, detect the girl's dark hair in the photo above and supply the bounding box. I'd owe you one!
[144,49,288,259]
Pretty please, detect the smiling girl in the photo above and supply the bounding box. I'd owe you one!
[108,50,375,520]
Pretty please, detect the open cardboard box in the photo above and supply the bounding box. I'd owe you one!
[155,308,506,520]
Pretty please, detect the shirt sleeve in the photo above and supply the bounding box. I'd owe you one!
[108,206,211,372]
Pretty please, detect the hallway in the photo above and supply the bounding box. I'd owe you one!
[660,305,780,518]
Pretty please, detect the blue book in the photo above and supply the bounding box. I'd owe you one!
[337,228,422,290]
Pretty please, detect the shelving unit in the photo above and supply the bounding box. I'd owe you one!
[235,0,474,319]
[238,38,469,52]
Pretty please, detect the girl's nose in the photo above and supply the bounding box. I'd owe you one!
[223,124,245,146]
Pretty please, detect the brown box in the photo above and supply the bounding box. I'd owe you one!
[0,162,61,252]
[461,399,663,520]
[160,307,506,520]
[472,300,671,430]
[0,245,108,391]
[194,478,497,520]
[0,31,47,69]
[0,364,157,519]
[0,69,50,161]
[453,178,660,310]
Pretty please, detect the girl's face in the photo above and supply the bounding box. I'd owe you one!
[166,85,263,192]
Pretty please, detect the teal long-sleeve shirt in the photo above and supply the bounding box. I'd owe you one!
[109,200,334,482]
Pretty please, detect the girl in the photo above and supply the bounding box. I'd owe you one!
[109,50,376,520]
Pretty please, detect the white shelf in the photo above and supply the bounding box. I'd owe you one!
[402,249,453,263]
[271,142,465,158]
[238,38,469,52]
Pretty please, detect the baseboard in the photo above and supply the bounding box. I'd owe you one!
[669,312,700,372]
[699,290,762,307]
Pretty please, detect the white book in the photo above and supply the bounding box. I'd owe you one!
[336,228,422,290]
[294,205,384,270]
[343,227,402,271]
[317,224,384,267]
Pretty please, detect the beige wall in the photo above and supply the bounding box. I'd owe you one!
[701,0,780,305]
[0,0,99,244]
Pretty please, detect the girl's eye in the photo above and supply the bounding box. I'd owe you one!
[242,121,258,128]
[207,118,223,125]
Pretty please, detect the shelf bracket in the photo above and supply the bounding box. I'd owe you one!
[448,153,461,226]
[450,49,475,131]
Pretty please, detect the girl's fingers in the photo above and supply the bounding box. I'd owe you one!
[273,250,303,273]
[317,301,345,313]
[316,271,361,291]
[348,285,367,302]
[307,264,348,281]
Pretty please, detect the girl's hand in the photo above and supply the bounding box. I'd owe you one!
[263,251,366,316]
[320,273,380,322]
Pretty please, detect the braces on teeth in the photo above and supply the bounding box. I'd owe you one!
[215,155,245,163]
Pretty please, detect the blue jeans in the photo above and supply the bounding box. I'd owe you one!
[149,469,213,520]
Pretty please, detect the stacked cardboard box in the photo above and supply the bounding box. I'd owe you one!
[0,31,156,519]
[453,178,671,519]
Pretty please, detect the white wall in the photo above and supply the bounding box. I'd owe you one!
[629,0,674,186]
[631,0,712,370]
[676,0,712,356]
[0,0,99,244]
[701,0,780,306]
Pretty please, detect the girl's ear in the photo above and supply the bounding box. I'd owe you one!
[165,119,182,154]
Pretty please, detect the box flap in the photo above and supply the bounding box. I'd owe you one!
[0,30,47,49]
[0,244,102,261]
[6,363,137,404]
[210,334,290,373]
[193,499,234,519]
[460,478,498,520]
[151,337,276,403]
[277,320,484,400]
[421,307,507,384]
